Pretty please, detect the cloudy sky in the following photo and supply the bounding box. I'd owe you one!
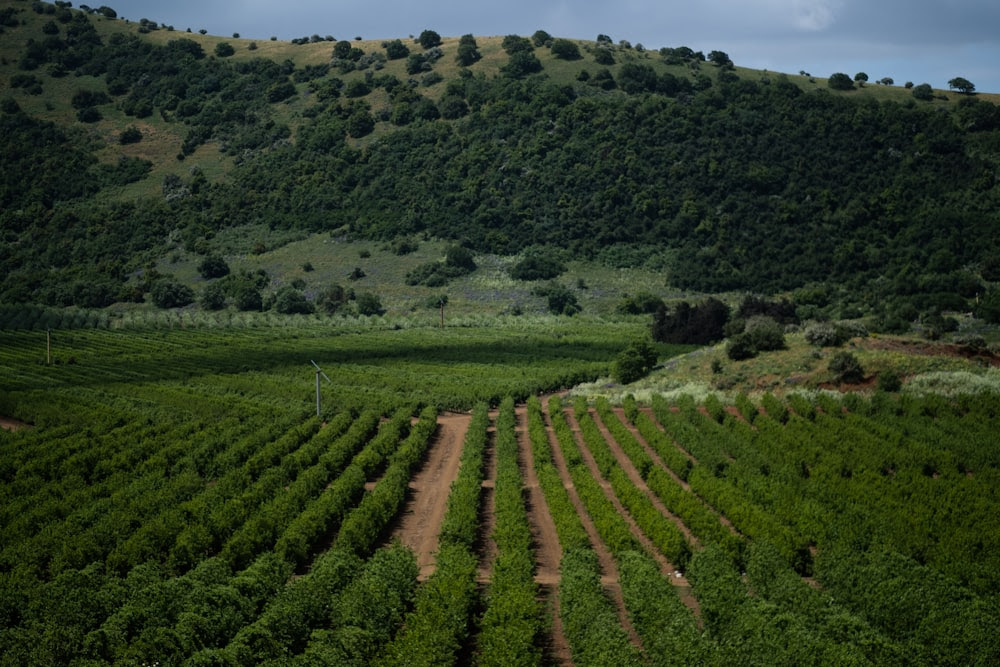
[115,0,1000,92]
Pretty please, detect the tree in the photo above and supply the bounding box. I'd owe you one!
[503,51,542,78]
[234,286,262,311]
[948,77,975,94]
[151,280,194,309]
[445,245,476,272]
[854,72,869,86]
[333,40,352,59]
[879,77,894,86]
[456,34,480,66]
[502,34,533,55]
[384,39,409,60]
[531,30,552,47]
[828,72,854,91]
[214,42,235,58]
[593,48,615,65]
[510,250,566,281]
[200,282,226,310]
[198,254,230,279]
[912,83,934,100]
[356,292,384,316]
[614,339,657,384]
[273,287,314,314]
[418,30,441,50]
[708,50,732,68]
[119,126,142,144]
[536,282,580,316]
[346,109,374,138]
[317,284,350,314]
[550,39,581,60]
[974,289,1000,323]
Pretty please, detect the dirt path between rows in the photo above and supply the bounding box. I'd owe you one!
[543,396,645,655]
[387,412,471,581]
[0,417,31,432]
[515,403,571,665]
[476,411,499,583]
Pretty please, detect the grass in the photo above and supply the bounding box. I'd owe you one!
[570,329,1000,404]
[151,232,695,318]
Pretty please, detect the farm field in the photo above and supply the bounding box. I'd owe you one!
[1,322,999,665]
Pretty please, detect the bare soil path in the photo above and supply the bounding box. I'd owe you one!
[515,403,571,666]
[0,417,31,432]
[542,396,645,655]
[387,412,472,580]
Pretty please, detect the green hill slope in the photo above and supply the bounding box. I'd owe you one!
[2,1,999,316]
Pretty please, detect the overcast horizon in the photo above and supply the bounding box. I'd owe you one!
[112,1,1000,93]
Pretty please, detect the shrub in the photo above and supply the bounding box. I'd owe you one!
[534,282,580,316]
[726,332,757,360]
[273,287,314,314]
[744,316,785,351]
[234,286,262,311]
[804,321,848,347]
[384,39,409,60]
[509,249,565,281]
[828,72,854,90]
[829,351,864,384]
[200,283,226,310]
[214,42,235,58]
[417,29,441,49]
[613,339,657,384]
[550,39,581,60]
[119,126,142,144]
[877,370,902,393]
[317,285,351,314]
[151,280,195,309]
[531,30,552,47]
[356,293,384,316]
[197,254,230,279]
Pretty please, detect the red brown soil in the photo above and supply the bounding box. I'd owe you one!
[543,397,646,655]
[387,412,471,580]
[865,337,1000,366]
[0,417,31,432]
[516,403,571,665]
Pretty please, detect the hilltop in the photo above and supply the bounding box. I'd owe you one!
[1,0,999,325]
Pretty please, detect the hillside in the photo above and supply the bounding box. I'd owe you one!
[1,0,1000,320]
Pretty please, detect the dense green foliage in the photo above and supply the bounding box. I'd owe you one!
[1,2,997,311]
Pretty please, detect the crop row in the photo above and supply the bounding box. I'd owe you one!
[476,397,543,665]
[376,404,489,664]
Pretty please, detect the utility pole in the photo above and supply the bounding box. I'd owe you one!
[311,360,331,418]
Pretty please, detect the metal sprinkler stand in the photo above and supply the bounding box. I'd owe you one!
[311,360,332,418]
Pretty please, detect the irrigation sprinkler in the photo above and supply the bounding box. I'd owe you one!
[311,360,332,418]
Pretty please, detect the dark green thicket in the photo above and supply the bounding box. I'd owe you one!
[1,4,998,309]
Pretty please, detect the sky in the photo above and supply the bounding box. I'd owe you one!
[113,0,1000,93]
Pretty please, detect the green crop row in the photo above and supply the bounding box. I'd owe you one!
[477,397,543,666]
[438,403,490,550]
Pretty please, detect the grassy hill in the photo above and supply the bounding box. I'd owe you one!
[2,0,999,328]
